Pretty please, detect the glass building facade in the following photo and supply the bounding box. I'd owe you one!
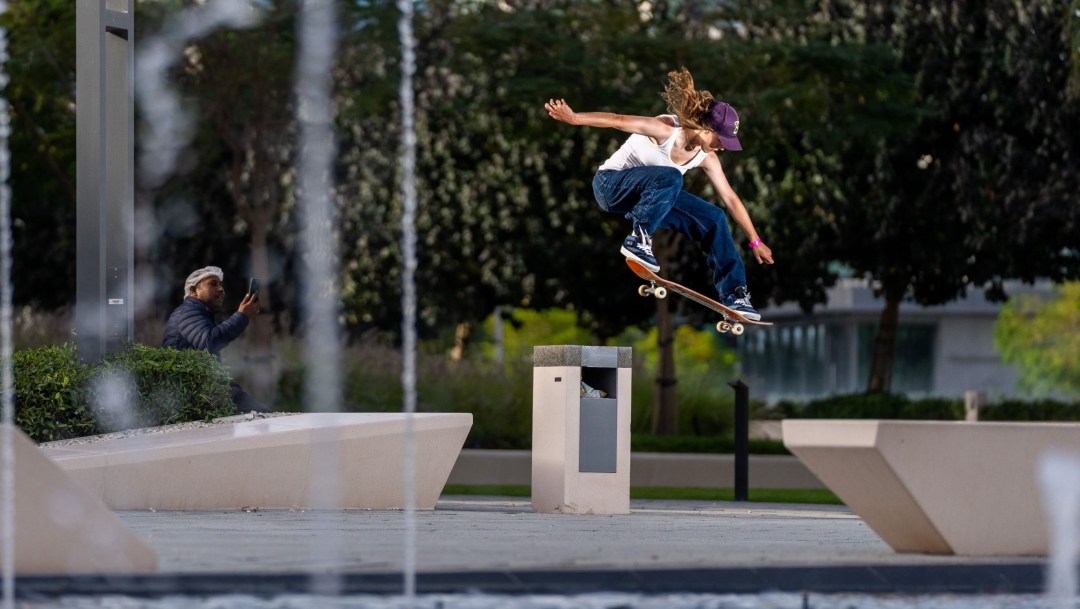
[737,321,937,401]
[729,278,1051,403]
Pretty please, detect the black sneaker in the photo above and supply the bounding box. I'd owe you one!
[621,225,659,272]
[722,286,761,321]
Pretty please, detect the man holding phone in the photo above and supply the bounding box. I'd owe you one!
[162,265,268,413]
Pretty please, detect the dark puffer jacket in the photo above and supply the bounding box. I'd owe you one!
[162,296,249,359]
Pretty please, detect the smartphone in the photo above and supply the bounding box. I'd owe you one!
[248,277,260,296]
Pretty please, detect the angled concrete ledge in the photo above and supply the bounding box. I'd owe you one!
[42,413,472,511]
[783,419,1080,556]
[2,425,157,574]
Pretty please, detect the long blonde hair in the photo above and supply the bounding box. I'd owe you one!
[660,67,715,132]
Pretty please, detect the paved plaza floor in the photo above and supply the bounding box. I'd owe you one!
[18,496,1048,597]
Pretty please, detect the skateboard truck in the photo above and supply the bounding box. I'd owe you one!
[715,319,744,336]
[637,280,668,299]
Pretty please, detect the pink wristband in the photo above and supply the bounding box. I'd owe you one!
[749,239,763,249]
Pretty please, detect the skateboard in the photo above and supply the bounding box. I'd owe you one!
[626,259,772,335]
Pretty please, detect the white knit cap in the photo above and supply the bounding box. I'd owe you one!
[184,266,223,296]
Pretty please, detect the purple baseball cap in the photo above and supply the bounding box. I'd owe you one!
[707,101,742,151]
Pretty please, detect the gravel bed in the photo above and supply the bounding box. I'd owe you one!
[39,411,298,448]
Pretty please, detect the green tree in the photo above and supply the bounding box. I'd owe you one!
[333,1,716,431]
[334,1,680,339]
[2,0,77,309]
[995,283,1080,397]
[694,0,916,313]
[853,0,1080,392]
[616,323,738,436]
[136,1,301,398]
[332,0,928,429]
[724,0,1080,393]
[1069,0,1080,101]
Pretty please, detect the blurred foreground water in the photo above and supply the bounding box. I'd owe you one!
[13,592,1071,609]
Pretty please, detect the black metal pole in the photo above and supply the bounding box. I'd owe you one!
[729,379,749,501]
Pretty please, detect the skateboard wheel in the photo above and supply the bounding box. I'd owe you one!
[654,286,668,299]
[731,323,745,336]
[638,285,651,297]
[716,321,731,333]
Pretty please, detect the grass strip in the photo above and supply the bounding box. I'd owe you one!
[442,484,531,498]
[631,487,842,504]
[442,485,842,505]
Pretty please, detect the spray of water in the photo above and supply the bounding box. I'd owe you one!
[132,0,262,358]
[396,0,418,604]
[136,0,261,190]
[1038,450,1080,607]
[90,372,137,433]
[294,0,342,595]
[0,6,13,608]
[138,0,345,592]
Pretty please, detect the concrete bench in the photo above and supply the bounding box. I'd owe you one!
[2,425,156,574]
[783,419,1079,555]
[42,412,472,511]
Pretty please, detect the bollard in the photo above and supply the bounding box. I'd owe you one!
[964,390,985,422]
[729,379,749,502]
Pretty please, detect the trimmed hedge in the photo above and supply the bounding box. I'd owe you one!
[631,433,789,455]
[14,343,236,443]
[13,343,96,442]
[777,393,1080,422]
[979,399,1080,422]
[90,344,235,432]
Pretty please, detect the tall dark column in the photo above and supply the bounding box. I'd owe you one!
[76,0,134,362]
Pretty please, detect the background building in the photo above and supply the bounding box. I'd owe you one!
[739,280,1054,403]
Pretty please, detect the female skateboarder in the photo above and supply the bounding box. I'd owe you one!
[544,67,773,320]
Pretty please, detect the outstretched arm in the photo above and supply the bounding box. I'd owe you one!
[545,99,674,141]
[700,154,775,265]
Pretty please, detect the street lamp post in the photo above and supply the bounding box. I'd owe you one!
[75,0,134,362]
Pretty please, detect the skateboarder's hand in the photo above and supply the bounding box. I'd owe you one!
[239,292,261,319]
[753,242,774,265]
[545,99,576,125]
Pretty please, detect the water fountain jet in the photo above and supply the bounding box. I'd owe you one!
[0,8,14,608]
[1039,450,1080,607]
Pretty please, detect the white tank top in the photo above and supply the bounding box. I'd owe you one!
[597,115,707,174]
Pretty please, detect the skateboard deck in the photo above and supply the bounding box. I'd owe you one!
[626,259,772,335]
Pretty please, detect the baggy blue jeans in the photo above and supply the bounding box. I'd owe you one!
[592,166,746,300]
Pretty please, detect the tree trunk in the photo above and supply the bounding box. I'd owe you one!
[652,233,677,435]
[244,217,277,405]
[492,306,505,367]
[450,321,470,362]
[133,190,159,344]
[866,294,901,393]
[653,292,678,434]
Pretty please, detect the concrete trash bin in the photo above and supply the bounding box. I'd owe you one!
[531,345,632,514]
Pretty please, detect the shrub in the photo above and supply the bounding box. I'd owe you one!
[780,393,1080,422]
[419,359,533,449]
[979,399,1080,422]
[475,308,597,370]
[785,393,963,420]
[88,344,235,431]
[13,343,96,442]
[896,397,963,420]
[631,434,790,455]
[994,283,1080,397]
[276,338,534,449]
[615,324,738,436]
